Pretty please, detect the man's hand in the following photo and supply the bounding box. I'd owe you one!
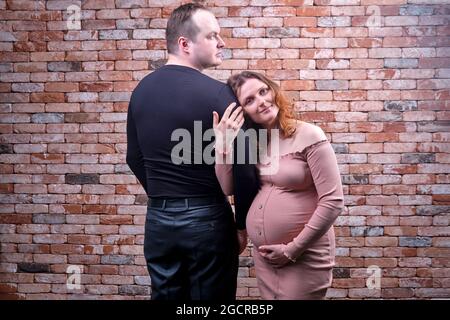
[237,229,248,255]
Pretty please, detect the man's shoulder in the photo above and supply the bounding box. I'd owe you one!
[188,71,233,99]
[197,71,229,90]
[132,69,158,91]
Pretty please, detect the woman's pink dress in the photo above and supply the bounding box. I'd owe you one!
[216,121,344,299]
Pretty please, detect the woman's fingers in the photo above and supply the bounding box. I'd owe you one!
[212,111,219,129]
[237,116,245,130]
[229,114,243,129]
[226,112,244,131]
[229,106,242,122]
[219,104,241,127]
[214,103,244,138]
[222,102,236,120]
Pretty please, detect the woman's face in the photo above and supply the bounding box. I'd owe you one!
[238,78,279,128]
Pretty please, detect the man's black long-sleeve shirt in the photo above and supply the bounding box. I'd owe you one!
[126,64,258,229]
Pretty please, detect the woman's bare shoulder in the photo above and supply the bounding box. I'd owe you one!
[295,121,327,142]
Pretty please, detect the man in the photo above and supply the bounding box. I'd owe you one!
[126,3,258,300]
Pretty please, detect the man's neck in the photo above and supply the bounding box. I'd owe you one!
[166,55,202,72]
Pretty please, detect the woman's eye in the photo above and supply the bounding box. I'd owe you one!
[245,98,253,105]
[260,88,268,95]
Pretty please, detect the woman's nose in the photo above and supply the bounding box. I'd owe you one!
[256,95,268,107]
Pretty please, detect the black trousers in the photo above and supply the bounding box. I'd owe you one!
[144,196,239,300]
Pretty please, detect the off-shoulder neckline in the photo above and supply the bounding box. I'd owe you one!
[279,139,329,160]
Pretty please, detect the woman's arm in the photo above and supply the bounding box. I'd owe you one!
[215,150,234,196]
[283,139,344,261]
[212,103,244,196]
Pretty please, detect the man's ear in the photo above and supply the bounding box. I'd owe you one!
[178,37,190,54]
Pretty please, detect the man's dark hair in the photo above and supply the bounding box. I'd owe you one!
[166,3,209,54]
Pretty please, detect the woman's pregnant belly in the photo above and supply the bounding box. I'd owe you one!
[246,186,318,248]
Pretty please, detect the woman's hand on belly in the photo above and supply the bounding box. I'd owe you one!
[258,244,292,268]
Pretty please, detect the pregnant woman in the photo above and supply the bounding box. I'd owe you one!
[213,71,344,300]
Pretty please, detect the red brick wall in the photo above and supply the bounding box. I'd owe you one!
[0,0,449,299]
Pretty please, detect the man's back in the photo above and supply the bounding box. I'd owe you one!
[127,64,236,198]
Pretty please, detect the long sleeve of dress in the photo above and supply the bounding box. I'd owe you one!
[284,141,344,260]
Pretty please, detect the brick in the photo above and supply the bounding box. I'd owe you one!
[227,7,260,17]
[17,263,50,273]
[402,153,435,163]
[300,49,334,59]
[369,174,402,184]
[300,70,332,80]
[265,49,298,59]
[316,101,349,112]
[399,237,432,247]
[383,100,417,112]
[30,113,64,124]
[66,173,99,185]
[385,16,418,26]
[383,164,417,175]
[351,248,383,257]
[316,59,348,69]
[66,51,99,62]
[383,36,417,48]
[416,121,449,133]
[17,284,51,294]
[217,17,248,28]
[318,16,351,27]
[0,73,29,83]
[418,57,450,68]
[334,70,367,80]
[348,184,381,195]
[280,38,313,48]
[301,27,333,38]
[82,19,116,30]
[400,5,434,16]
[383,80,416,90]
[342,174,369,185]
[1,144,15,155]
[294,5,327,16]
[337,115,370,127]
[348,102,382,113]
[384,59,418,69]
[383,183,416,194]
[266,27,299,38]
[101,255,134,265]
[284,17,316,27]
[299,92,333,102]
[350,80,382,90]
[398,195,432,205]
[32,213,65,224]
[13,41,47,52]
[315,38,348,48]
[407,112,440,124]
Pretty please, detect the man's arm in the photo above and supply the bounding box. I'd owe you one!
[126,98,147,194]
